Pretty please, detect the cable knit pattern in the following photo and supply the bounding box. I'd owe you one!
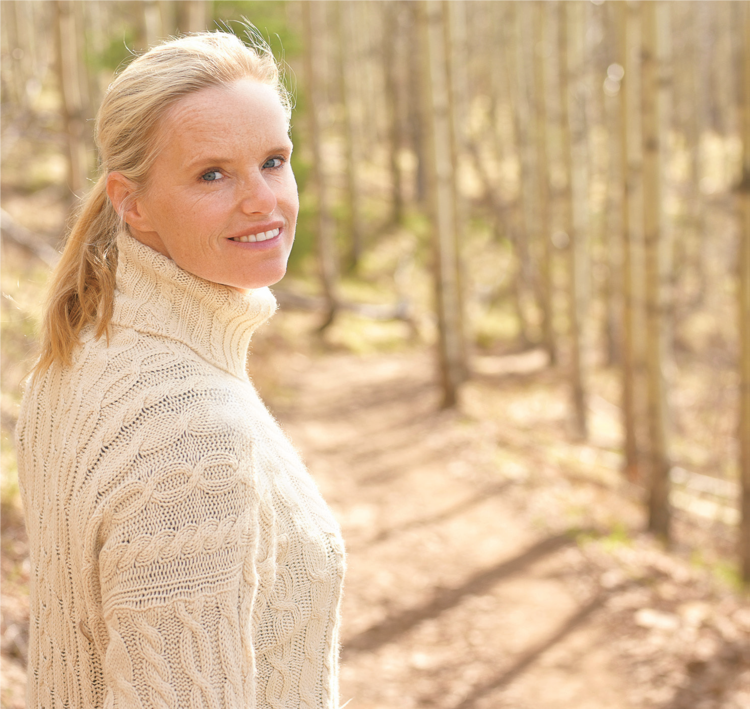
[16,232,346,709]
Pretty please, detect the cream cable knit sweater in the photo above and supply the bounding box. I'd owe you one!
[16,232,346,709]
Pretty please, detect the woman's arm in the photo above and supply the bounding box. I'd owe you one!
[87,392,262,709]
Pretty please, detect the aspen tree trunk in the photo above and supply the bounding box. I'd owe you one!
[603,21,622,370]
[184,0,208,33]
[337,1,363,271]
[445,0,469,381]
[5,1,28,108]
[488,2,511,185]
[303,1,339,331]
[504,2,538,347]
[384,2,404,225]
[86,0,110,107]
[569,2,591,334]
[407,4,427,208]
[718,1,738,192]
[533,1,557,366]
[357,3,382,153]
[23,1,50,103]
[642,2,671,541]
[618,0,640,484]
[738,1,750,586]
[559,2,588,440]
[657,3,674,373]
[685,2,709,310]
[0,2,9,105]
[160,1,177,37]
[73,2,91,114]
[419,0,463,409]
[592,2,619,368]
[188,0,212,32]
[143,0,162,47]
[54,0,88,199]
[3,0,25,106]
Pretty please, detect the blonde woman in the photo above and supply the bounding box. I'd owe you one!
[16,30,345,709]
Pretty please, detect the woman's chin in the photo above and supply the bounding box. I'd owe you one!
[230,265,288,293]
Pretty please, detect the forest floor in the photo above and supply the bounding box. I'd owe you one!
[3,328,750,708]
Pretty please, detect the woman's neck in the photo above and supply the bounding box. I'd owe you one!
[110,230,277,380]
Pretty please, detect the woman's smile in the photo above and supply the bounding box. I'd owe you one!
[229,226,281,243]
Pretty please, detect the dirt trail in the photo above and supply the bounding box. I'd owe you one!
[272,350,639,709]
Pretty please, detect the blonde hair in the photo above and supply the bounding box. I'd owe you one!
[34,29,290,375]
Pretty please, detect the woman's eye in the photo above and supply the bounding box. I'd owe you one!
[263,157,283,169]
[201,170,223,182]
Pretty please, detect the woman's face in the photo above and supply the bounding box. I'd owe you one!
[123,79,298,293]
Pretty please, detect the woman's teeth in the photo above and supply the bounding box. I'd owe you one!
[232,228,280,243]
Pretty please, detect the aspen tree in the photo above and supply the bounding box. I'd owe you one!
[533,1,557,366]
[4,1,28,108]
[717,1,738,191]
[408,3,427,207]
[488,2,511,182]
[617,0,640,483]
[337,1,363,270]
[559,1,588,440]
[0,2,14,105]
[687,1,713,308]
[159,1,176,37]
[738,1,750,585]
[29,1,54,93]
[445,0,469,381]
[602,3,622,369]
[505,2,539,347]
[383,1,404,225]
[570,2,591,330]
[593,2,620,368]
[143,0,162,48]
[419,0,463,408]
[642,1,671,541]
[184,0,208,33]
[357,2,382,154]
[54,0,88,198]
[303,0,339,331]
[657,3,675,371]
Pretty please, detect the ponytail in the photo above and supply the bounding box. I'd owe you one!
[33,174,120,376]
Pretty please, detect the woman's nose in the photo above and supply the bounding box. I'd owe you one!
[240,173,277,214]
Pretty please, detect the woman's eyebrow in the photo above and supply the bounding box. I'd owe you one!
[182,154,234,169]
[184,144,293,169]
[267,142,294,155]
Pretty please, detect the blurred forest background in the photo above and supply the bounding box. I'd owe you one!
[3,1,750,708]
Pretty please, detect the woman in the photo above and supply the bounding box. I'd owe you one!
[15,30,346,709]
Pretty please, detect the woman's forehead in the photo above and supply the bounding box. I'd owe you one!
[159,80,290,147]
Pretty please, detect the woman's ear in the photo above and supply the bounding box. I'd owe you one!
[106,173,151,231]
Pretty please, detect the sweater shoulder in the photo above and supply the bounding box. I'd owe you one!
[17,326,258,501]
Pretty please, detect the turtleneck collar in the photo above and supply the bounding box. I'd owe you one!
[111,231,277,380]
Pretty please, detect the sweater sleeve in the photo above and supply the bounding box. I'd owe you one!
[87,389,263,709]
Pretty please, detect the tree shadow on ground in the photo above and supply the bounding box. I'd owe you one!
[342,531,587,660]
[353,480,516,550]
[449,588,619,709]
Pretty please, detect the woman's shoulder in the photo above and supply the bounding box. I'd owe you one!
[17,325,262,517]
[19,325,257,455]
